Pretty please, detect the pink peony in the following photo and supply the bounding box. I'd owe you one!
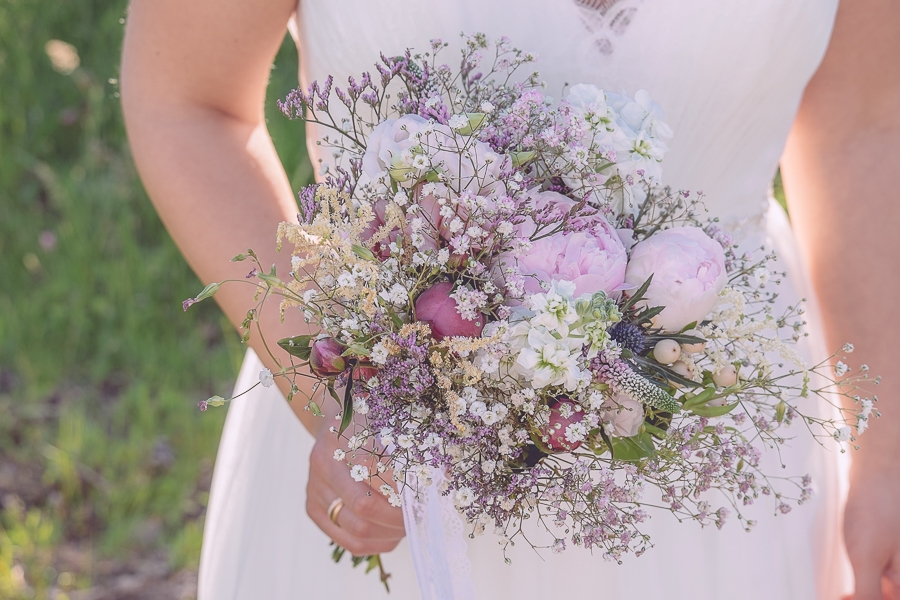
[624,226,727,332]
[414,282,485,341]
[309,337,347,378]
[363,114,507,194]
[601,394,645,438]
[362,115,431,182]
[516,197,628,296]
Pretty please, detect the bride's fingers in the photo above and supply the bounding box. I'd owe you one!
[310,441,406,531]
[308,482,404,541]
[306,483,402,555]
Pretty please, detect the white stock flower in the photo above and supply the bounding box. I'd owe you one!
[515,327,586,391]
[527,280,579,336]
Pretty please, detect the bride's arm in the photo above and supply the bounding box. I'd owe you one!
[781,2,900,598]
[121,0,405,556]
[120,0,317,429]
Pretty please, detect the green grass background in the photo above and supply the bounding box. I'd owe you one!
[0,1,311,596]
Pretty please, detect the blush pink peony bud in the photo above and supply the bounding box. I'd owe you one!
[542,397,584,451]
[414,282,484,341]
[309,337,347,378]
[624,226,727,332]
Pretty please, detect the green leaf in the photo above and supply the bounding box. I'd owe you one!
[643,422,669,440]
[610,431,656,462]
[327,384,341,405]
[511,151,537,167]
[342,344,370,357]
[309,401,324,417]
[338,365,355,435]
[455,112,486,135]
[646,332,706,346]
[231,253,249,262]
[597,426,615,459]
[278,335,314,360]
[680,386,718,409]
[388,310,404,330]
[351,244,377,262]
[632,356,702,390]
[528,429,555,456]
[365,555,380,574]
[690,401,740,418]
[634,305,665,325]
[621,275,653,312]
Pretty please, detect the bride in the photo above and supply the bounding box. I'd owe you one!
[120,1,900,598]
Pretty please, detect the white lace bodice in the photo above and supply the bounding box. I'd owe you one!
[295,0,838,223]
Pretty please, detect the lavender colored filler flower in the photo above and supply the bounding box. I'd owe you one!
[180,34,879,566]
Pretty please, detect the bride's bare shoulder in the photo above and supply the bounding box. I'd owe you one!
[121,0,298,119]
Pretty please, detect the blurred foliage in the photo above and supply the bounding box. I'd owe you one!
[0,0,310,596]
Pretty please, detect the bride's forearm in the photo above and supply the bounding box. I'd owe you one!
[782,125,900,475]
[122,103,323,435]
[780,2,900,478]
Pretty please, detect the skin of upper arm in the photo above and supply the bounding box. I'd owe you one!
[791,0,900,140]
[121,0,299,125]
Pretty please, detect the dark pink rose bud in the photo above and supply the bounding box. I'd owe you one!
[414,282,484,341]
[310,337,347,378]
[542,397,584,452]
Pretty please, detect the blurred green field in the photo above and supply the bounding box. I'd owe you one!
[0,2,311,597]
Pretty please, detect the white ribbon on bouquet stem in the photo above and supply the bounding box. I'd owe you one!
[402,466,478,600]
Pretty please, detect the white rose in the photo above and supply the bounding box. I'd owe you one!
[601,394,645,438]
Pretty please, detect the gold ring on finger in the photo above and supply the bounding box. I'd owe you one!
[327,498,344,527]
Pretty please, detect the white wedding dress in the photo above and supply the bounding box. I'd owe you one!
[198,1,853,598]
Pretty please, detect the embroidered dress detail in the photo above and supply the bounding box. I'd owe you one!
[571,0,644,55]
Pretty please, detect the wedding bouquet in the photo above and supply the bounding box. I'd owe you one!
[187,34,877,580]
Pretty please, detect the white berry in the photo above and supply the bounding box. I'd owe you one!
[680,329,707,354]
[713,364,738,388]
[668,360,695,388]
[653,339,681,365]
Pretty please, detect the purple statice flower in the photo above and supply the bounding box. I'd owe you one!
[297,184,319,224]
